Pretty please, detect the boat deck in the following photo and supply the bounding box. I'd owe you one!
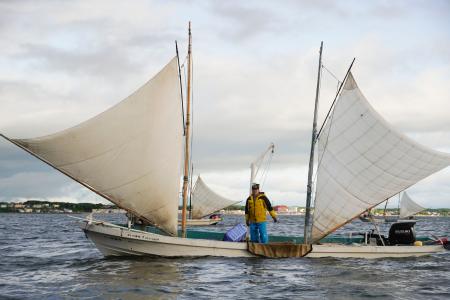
[130,224,369,245]
[128,224,435,245]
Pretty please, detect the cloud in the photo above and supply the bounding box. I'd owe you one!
[207,2,280,42]
[0,0,449,208]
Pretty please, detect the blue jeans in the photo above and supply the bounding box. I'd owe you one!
[250,222,268,244]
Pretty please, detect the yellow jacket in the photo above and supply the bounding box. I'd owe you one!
[245,192,277,223]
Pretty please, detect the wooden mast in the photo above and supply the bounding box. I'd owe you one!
[181,22,192,238]
[304,41,323,245]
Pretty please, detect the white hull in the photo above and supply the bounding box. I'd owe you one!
[309,243,444,258]
[178,218,221,226]
[81,220,445,259]
[82,221,252,258]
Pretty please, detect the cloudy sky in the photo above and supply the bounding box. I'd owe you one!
[0,0,449,208]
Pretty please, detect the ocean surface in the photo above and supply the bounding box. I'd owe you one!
[0,213,449,300]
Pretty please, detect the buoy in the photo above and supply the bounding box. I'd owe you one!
[414,241,423,246]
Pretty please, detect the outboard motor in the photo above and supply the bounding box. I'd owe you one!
[389,221,416,245]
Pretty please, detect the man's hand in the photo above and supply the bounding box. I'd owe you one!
[273,218,278,223]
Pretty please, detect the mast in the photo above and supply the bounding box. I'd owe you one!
[181,22,192,238]
[189,164,194,219]
[304,41,323,245]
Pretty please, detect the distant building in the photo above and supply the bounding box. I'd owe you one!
[92,208,126,214]
[273,205,289,212]
[288,206,301,213]
[14,203,25,209]
[0,203,7,208]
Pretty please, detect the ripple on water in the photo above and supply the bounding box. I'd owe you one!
[0,214,449,299]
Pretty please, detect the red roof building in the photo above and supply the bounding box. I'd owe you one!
[273,205,289,212]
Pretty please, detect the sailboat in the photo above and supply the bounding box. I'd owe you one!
[399,192,426,219]
[363,192,427,223]
[1,28,449,257]
[301,42,450,257]
[359,197,398,223]
[181,175,240,226]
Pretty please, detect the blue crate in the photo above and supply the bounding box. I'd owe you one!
[223,223,247,242]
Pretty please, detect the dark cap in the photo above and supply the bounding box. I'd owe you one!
[251,183,260,190]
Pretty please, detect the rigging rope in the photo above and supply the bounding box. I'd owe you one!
[321,63,340,82]
[189,52,195,197]
[322,63,341,91]
[260,151,273,189]
[176,44,186,135]
[252,145,274,191]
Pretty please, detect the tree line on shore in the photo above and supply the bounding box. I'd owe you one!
[0,201,448,216]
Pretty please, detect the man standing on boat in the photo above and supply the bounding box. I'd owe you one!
[245,183,278,244]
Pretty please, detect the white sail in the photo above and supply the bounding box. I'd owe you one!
[10,58,183,235]
[191,176,240,219]
[400,192,425,219]
[312,72,450,242]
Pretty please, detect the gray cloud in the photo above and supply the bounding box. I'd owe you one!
[207,2,279,42]
[0,0,449,207]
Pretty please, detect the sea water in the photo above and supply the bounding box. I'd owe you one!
[0,213,449,299]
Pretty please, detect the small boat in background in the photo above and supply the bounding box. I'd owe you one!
[361,192,428,223]
[399,192,427,220]
[180,176,239,226]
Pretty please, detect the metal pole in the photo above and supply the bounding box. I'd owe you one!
[181,22,192,238]
[250,163,255,194]
[304,41,323,244]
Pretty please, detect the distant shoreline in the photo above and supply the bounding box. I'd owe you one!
[1,200,449,217]
[0,212,449,218]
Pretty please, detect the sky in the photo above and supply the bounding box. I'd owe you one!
[0,0,449,208]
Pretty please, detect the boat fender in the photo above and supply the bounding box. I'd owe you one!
[440,237,449,250]
[431,236,449,249]
[414,241,422,246]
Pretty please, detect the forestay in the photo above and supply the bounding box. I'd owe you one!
[312,72,450,242]
[9,58,183,236]
[400,192,425,219]
[191,176,240,219]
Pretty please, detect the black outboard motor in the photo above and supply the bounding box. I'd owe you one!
[389,221,416,245]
